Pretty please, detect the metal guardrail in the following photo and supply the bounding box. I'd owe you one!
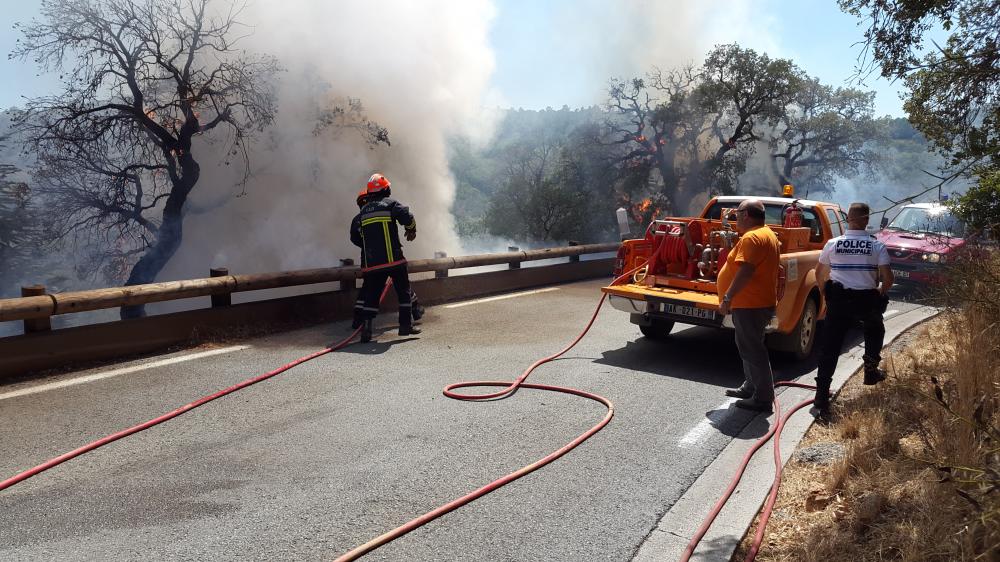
[0,243,619,325]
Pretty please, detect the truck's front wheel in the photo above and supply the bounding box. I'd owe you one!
[639,319,676,340]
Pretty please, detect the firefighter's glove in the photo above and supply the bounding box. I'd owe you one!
[405,226,417,241]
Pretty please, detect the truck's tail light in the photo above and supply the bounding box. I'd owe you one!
[613,246,627,277]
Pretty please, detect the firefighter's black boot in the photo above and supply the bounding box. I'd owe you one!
[360,319,373,343]
[412,303,425,322]
[351,314,363,329]
[863,356,886,385]
[398,324,421,336]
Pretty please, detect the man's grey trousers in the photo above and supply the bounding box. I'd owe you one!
[732,307,776,402]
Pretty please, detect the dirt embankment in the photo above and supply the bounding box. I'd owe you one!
[736,296,999,561]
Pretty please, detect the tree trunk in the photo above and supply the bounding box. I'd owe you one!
[657,148,679,214]
[120,153,199,318]
[119,211,184,318]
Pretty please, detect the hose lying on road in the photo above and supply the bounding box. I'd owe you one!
[334,288,623,561]
[680,382,818,562]
[1,238,809,562]
[0,261,643,560]
[0,282,393,493]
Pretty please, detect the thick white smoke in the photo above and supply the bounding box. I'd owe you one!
[159,0,497,280]
[532,0,777,108]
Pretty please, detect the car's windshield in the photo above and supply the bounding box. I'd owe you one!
[886,207,965,237]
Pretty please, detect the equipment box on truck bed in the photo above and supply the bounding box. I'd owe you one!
[603,195,848,358]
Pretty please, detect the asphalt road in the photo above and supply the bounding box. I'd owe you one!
[0,279,926,561]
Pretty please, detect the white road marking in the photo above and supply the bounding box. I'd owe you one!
[444,287,561,309]
[883,309,901,318]
[678,398,737,449]
[0,345,250,402]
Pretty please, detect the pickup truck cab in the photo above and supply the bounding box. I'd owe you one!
[876,202,966,286]
[603,195,846,359]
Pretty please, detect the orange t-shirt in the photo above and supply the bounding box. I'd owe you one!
[716,225,780,309]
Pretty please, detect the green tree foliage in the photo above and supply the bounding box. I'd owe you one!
[453,106,618,243]
[841,0,999,169]
[950,168,1000,238]
[604,44,882,221]
[696,45,801,193]
[770,78,887,195]
[452,51,903,244]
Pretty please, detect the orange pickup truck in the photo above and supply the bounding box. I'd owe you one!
[603,195,849,358]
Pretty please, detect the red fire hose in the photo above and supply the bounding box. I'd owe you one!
[680,381,818,562]
[1,243,814,562]
[0,281,393,493]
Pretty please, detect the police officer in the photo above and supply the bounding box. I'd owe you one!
[812,202,894,421]
[350,173,421,342]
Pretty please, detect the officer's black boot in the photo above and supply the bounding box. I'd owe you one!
[863,356,886,385]
[810,381,832,424]
[360,319,373,343]
[399,324,421,336]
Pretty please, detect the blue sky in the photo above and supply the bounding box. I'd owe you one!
[487,0,908,116]
[0,0,907,117]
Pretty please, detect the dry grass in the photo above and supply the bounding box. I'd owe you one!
[735,253,1000,562]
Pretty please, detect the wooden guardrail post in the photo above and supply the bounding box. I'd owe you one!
[210,268,231,307]
[434,251,448,278]
[21,285,51,333]
[339,259,356,291]
[568,240,580,262]
[508,246,521,269]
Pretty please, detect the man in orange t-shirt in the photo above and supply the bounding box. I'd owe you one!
[717,199,781,412]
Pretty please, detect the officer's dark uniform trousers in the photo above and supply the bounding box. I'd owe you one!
[815,281,887,400]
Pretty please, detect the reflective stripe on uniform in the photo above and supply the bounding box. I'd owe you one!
[383,222,393,262]
[361,216,393,227]
[361,259,407,273]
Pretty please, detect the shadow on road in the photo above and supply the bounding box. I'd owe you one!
[705,404,773,439]
[595,320,870,387]
[333,334,421,355]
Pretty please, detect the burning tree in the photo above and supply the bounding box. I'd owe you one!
[12,0,280,317]
[605,66,702,224]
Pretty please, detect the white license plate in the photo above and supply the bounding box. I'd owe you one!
[892,268,910,279]
[662,302,716,320]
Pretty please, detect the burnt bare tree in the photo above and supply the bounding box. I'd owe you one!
[0,161,34,282]
[769,77,887,195]
[12,0,280,317]
[605,66,702,222]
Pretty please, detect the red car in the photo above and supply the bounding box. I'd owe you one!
[876,202,966,285]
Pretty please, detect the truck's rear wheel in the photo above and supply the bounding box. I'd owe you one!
[770,298,817,360]
[639,319,675,340]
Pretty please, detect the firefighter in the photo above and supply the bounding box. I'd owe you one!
[812,202,894,422]
[351,187,423,331]
[350,173,421,342]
